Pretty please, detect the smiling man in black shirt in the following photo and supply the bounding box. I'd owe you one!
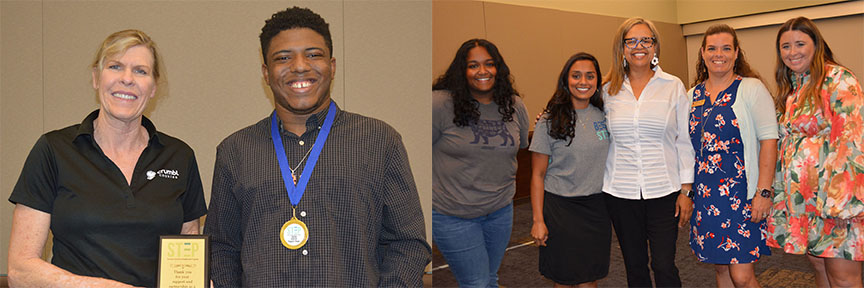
[203,7,430,287]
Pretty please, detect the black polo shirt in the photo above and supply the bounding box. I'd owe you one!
[9,110,207,287]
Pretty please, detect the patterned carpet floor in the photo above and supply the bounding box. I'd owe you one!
[430,199,821,287]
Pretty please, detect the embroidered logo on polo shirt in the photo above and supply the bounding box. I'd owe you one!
[146,169,180,180]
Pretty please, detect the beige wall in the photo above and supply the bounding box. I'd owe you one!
[480,0,852,24]
[0,1,432,274]
[434,1,689,123]
[482,0,679,23]
[677,0,850,23]
[684,14,864,91]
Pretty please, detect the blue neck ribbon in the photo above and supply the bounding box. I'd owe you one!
[270,102,336,207]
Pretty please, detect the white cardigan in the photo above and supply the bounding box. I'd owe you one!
[687,77,779,199]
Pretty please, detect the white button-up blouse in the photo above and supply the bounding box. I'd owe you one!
[602,66,695,200]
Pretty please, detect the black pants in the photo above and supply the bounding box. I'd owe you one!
[605,192,681,288]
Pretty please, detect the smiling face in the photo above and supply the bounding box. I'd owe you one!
[701,32,738,76]
[92,45,156,123]
[568,60,598,105]
[262,28,335,116]
[778,30,815,74]
[465,46,496,98]
[623,24,655,69]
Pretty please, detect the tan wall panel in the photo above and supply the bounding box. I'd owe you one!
[483,3,574,119]
[0,1,431,274]
[815,15,864,80]
[479,0,851,24]
[681,1,863,36]
[685,14,864,92]
[432,0,486,80]
[654,22,690,83]
[677,0,850,24]
[0,0,45,275]
[342,0,433,259]
[482,0,679,24]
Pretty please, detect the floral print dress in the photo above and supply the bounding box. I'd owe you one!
[689,77,769,264]
[767,64,864,260]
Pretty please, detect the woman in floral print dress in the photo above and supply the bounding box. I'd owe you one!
[687,24,778,288]
[767,17,864,287]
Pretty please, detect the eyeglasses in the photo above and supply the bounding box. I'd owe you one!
[623,37,656,49]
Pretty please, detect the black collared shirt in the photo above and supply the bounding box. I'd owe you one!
[205,102,430,287]
[9,110,208,287]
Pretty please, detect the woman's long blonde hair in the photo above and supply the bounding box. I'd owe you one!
[774,17,837,120]
[603,17,661,96]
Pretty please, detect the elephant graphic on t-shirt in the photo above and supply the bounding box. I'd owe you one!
[469,119,515,146]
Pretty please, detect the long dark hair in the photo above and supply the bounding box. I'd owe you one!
[692,24,761,87]
[433,39,519,127]
[774,17,838,120]
[544,52,603,145]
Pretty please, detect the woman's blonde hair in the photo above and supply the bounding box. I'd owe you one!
[603,17,661,96]
[91,29,161,81]
[774,17,837,119]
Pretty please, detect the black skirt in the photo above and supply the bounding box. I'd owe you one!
[539,191,612,285]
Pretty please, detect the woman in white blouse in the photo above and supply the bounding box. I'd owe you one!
[602,17,695,288]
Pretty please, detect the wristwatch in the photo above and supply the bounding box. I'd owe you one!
[759,188,773,198]
[683,189,695,199]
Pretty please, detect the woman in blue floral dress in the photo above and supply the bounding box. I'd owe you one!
[688,24,778,287]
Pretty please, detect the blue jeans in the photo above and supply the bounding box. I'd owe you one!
[433,203,513,288]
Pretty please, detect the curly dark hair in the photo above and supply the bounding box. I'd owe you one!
[543,52,603,145]
[433,39,519,127]
[259,7,332,63]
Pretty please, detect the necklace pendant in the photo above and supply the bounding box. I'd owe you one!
[292,174,297,185]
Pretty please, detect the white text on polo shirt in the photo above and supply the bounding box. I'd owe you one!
[146,169,180,180]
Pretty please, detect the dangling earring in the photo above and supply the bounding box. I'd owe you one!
[623,55,627,68]
[651,56,659,66]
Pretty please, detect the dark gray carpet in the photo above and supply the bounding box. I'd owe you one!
[431,199,817,287]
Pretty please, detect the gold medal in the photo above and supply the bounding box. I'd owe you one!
[279,208,308,249]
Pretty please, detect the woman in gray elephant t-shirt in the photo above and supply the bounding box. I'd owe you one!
[432,38,529,287]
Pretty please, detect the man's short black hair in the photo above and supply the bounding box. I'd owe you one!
[259,6,332,63]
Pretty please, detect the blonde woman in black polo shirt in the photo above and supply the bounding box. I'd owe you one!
[7,30,207,287]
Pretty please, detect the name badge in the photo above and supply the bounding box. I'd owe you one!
[692,99,705,107]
